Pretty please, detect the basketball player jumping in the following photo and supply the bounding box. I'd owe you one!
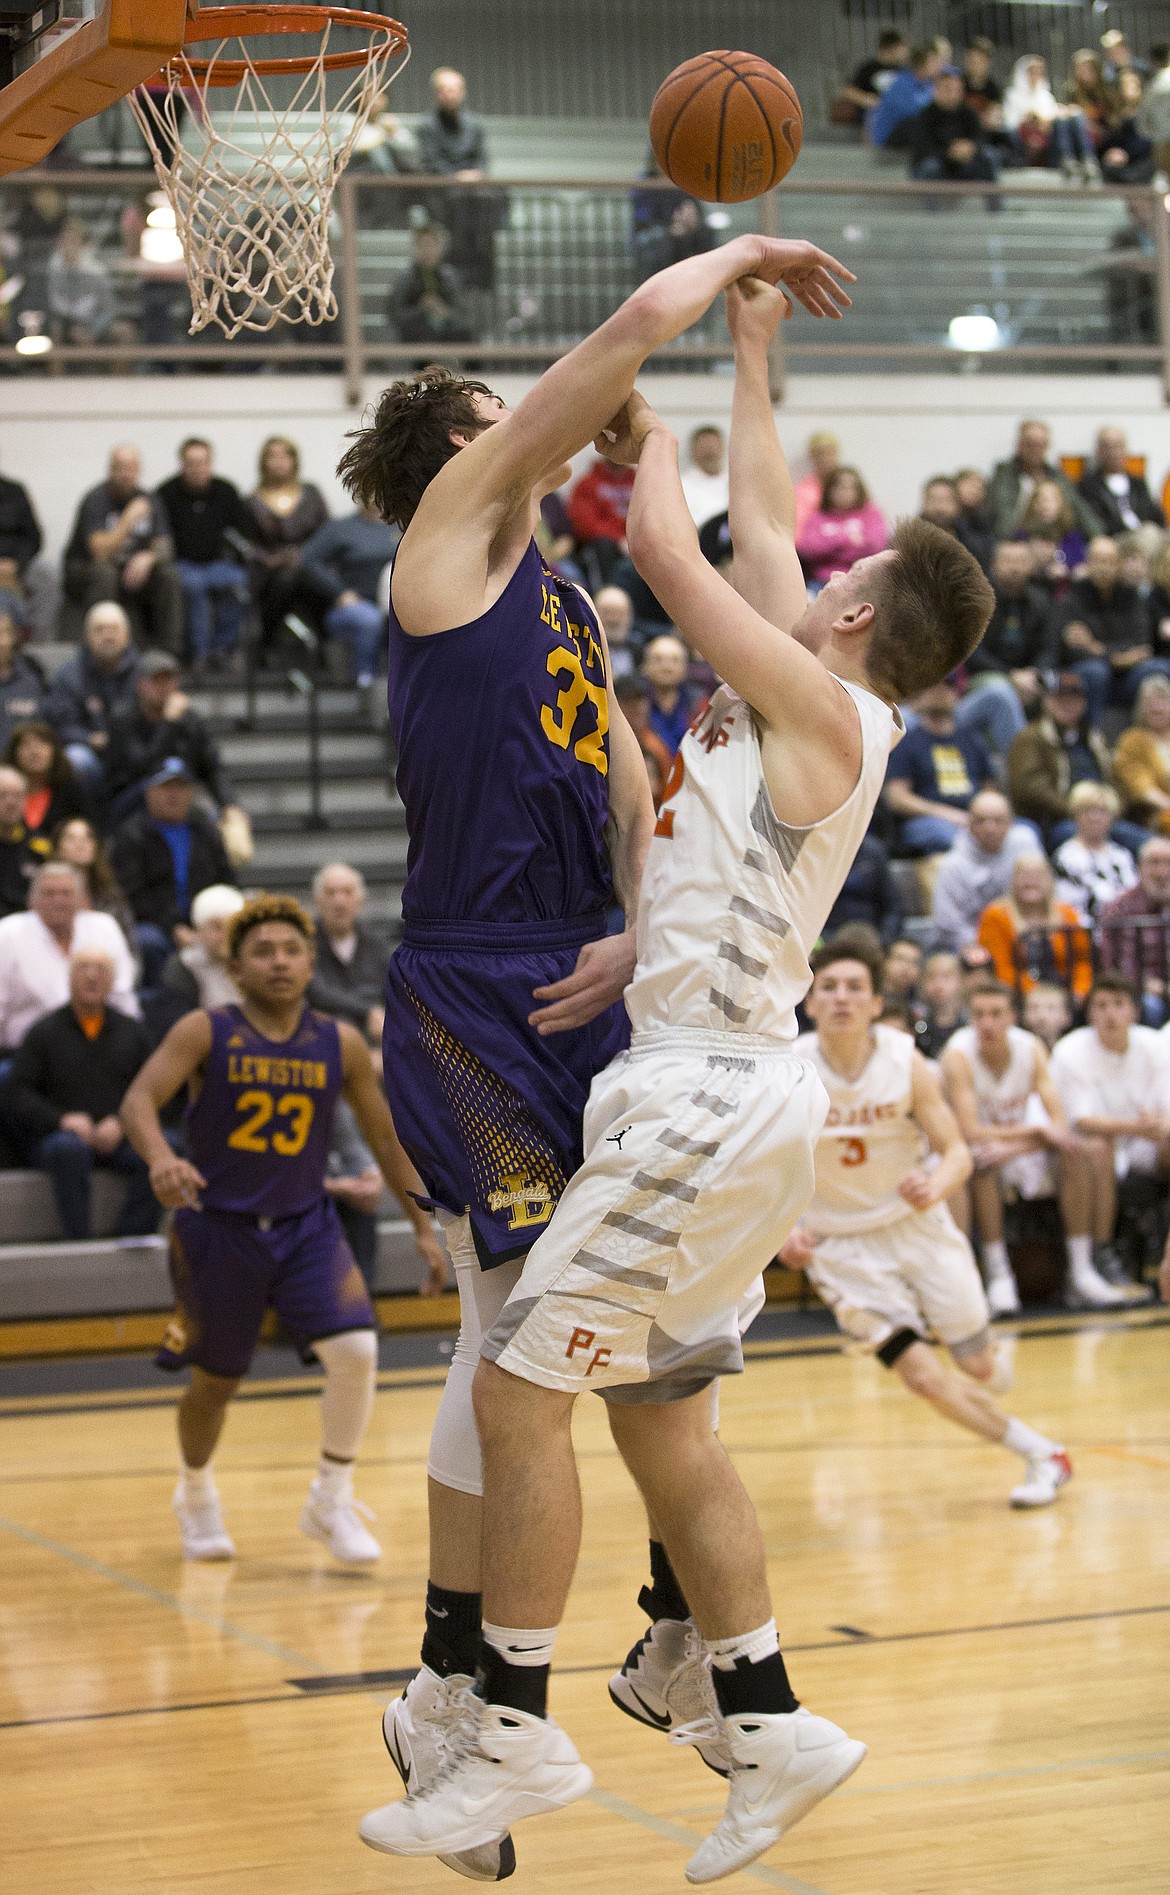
[782,936,1072,1510]
[121,895,445,1565]
[338,234,856,1881]
[357,281,995,1881]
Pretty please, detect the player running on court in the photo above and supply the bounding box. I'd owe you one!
[781,936,1072,1510]
[338,233,856,1881]
[358,280,995,1882]
[121,895,444,1566]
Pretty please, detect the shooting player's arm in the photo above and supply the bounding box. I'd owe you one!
[725,278,809,632]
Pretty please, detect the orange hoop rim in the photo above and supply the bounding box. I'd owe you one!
[155,5,409,86]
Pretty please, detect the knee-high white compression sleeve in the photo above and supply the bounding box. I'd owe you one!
[427,1214,524,1497]
[314,1328,378,1463]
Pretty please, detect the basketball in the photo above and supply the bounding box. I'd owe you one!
[649,50,803,203]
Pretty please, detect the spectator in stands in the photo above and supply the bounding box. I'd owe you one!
[1005,669,1113,842]
[1,947,157,1240]
[793,432,840,536]
[567,458,636,589]
[299,501,397,696]
[953,468,997,571]
[1052,535,1169,723]
[0,458,47,636]
[52,814,135,933]
[103,653,245,853]
[0,861,137,1049]
[630,156,716,283]
[907,64,1001,188]
[537,491,582,584]
[1022,979,1072,1050]
[943,979,1122,1311]
[640,633,698,758]
[156,438,252,675]
[1114,672,1170,833]
[1065,48,1111,151]
[594,584,637,679]
[1002,55,1096,175]
[0,606,48,753]
[884,679,996,856]
[1050,973,1168,1285]
[881,938,924,1007]
[911,949,966,1059]
[1100,70,1157,184]
[245,435,329,645]
[109,757,234,987]
[612,673,670,804]
[988,419,1103,540]
[1016,479,1088,582]
[919,473,994,575]
[45,223,115,345]
[796,467,889,592]
[1077,426,1166,537]
[931,788,1041,949]
[1099,30,1149,88]
[1097,835,1170,1022]
[977,853,1092,1000]
[1053,782,1138,921]
[837,29,910,120]
[1137,43,1170,179]
[416,67,501,294]
[63,445,183,652]
[2,721,89,853]
[0,764,31,916]
[387,216,477,358]
[961,39,1005,129]
[46,601,139,797]
[307,863,390,1038]
[822,831,903,945]
[351,86,420,185]
[680,426,729,529]
[159,882,244,1014]
[870,43,946,148]
[966,540,1050,719]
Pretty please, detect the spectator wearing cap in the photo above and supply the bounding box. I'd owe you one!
[883,678,997,856]
[155,437,253,673]
[1005,669,1121,846]
[0,764,33,916]
[109,757,234,988]
[1052,535,1170,725]
[63,445,184,653]
[0,947,157,1241]
[103,650,245,842]
[1097,836,1170,1023]
[46,602,139,797]
[1077,428,1166,539]
[0,861,138,1052]
[988,420,1104,542]
[930,789,1043,949]
[298,502,398,696]
[906,64,1001,186]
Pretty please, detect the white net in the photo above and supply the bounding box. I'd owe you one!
[128,13,408,338]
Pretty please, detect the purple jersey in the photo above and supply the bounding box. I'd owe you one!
[387,538,614,925]
[186,1005,344,1219]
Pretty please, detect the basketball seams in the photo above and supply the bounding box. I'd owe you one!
[655,60,737,177]
[651,49,802,201]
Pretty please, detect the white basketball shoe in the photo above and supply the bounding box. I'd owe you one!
[676,1706,867,1884]
[299,1476,381,1563]
[360,1697,592,1860]
[1010,1447,1073,1509]
[172,1479,235,1560]
[609,1616,733,1776]
[379,1667,516,1882]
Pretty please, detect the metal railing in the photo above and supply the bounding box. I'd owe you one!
[3,166,1170,401]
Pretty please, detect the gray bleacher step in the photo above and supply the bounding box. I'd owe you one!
[219,730,390,772]
[249,829,410,876]
[245,780,404,826]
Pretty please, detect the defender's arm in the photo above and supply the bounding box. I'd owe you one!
[725,277,810,632]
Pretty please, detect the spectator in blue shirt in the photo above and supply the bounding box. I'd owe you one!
[884,680,997,855]
[299,503,399,695]
[870,43,946,147]
[640,633,699,757]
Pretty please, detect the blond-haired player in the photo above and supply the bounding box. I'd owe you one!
[782,937,1071,1510]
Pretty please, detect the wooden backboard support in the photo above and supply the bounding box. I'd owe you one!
[0,0,189,175]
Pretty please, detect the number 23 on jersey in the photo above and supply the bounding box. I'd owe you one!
[227,1090,315,1156]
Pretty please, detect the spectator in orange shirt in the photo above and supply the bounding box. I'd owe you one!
[978,854,1092,998]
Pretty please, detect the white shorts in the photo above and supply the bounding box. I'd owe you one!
[1115,1135,1162,1180]
[482,1031,826,1404]
[992,1096,1056,1201]
[806,1202,990,1354]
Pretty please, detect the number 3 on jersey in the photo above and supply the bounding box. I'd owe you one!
[655,751,685,838]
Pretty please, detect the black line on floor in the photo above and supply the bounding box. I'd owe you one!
[0,1690,300,1732]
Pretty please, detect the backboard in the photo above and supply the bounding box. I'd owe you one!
[0,0,188,174]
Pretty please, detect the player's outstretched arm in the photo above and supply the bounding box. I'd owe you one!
[902,1052,973,1209]
[120,1011,212,1209]
[339,1025,449,1295]
[725,276,813,633]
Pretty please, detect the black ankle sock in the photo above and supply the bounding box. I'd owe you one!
[421,1582,482,1680]
[712,1650,800,1718]
[479,1640,549,1718]
[639,1539,691,1623]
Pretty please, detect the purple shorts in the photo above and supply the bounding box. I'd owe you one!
[157,1196,375,1379]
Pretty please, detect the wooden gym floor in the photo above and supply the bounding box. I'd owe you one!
[2,1309,1168,1895]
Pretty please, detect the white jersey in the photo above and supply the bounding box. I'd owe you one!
[795,1025,926,1236]
[626,681,902,1043]
[946,1024,1042,1126]
[1049,1024,1169,1126]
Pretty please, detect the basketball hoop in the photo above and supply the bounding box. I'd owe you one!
[128,5,410,338]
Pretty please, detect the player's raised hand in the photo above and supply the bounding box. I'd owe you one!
[725,275,790,349]
[749,238,855,319]
[594,390,668,466]
[529,931,637,1035]
[149,1153,206,1210]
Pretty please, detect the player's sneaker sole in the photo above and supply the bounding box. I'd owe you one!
[382,1694,517,1882]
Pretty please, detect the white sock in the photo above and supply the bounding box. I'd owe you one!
[315,1329,377,1462]
[1004,1417,1058,1462]
[180,1462,214,1498]
[706,1618,780,1670]
[1066,1235,1094,1277]
[982,1240,1012,1282]
[482,1621,558,1667]
[315,1454,353,1497]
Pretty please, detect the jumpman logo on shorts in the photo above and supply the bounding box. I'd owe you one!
[607,1126,633,1150]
